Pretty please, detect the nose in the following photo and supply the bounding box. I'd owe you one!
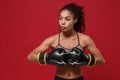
[61,19,66,25]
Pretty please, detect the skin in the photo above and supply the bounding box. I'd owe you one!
[27,9,105,79]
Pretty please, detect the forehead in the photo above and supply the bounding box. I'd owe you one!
[59,9,74,17]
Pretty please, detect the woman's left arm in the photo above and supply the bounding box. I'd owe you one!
[84,35,105,65]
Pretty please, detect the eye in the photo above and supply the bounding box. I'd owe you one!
[59,16,63,20]
[65,18,70,21]
[59,17,62,20]
[66,19,70,21]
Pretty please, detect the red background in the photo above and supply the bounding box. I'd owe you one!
[0,0,120,80]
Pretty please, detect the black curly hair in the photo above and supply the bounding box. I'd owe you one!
[60,3,85,33]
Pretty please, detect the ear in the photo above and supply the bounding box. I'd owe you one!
[74,17,78,24]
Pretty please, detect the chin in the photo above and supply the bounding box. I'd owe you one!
[61,29,67,32]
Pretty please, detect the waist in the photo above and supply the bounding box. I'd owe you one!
[56,65,83,79]
[54,75,84,80]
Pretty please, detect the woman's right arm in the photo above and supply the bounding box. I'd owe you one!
[27,37,53,62]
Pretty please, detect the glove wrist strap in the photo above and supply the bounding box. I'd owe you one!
[37,52,47,65]
[87,54,96,67]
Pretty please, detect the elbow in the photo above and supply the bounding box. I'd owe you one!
[27,54,32,62]
[27,53,34,62]
[102,58,106,64]
[27,52,38,62]
[100,59,105,65]
[96,57,105,65]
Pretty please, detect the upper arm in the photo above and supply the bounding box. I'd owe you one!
[32,36,54,53]
[85,36,100,56]
[27,36,55,62]
[33,39,51,53]
[84,35,105,64]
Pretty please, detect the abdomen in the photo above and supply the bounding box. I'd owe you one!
[56,65,83,79]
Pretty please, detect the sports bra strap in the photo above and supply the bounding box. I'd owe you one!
[58,32,80,45]
[76,32,80,45]
[58,33,60,45]
[56,32,83,52]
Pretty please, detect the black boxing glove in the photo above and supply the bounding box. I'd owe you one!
[68,48,96,66]
[37,48,68,66]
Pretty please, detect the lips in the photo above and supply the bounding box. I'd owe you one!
[61,26,66,30]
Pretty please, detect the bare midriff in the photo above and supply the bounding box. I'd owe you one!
[56,64,83,79]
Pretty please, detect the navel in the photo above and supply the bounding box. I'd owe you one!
[67,72,71,77]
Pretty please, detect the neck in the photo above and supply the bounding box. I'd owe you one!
[61,30,77,37]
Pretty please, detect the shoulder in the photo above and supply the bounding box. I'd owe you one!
[78,33,97,48]
[46,33,59,41]
[42,33,59,45]
[78,33,95,45]
[78,33,92,41]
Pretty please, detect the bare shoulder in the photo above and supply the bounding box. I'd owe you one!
[42,33,59,45]
[78,33,95,47]
[78,33,92,41]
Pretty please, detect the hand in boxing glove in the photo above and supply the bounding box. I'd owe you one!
[37,48,68,66]
[68,48,96,66]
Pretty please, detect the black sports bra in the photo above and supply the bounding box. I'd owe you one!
[55,32,83,52]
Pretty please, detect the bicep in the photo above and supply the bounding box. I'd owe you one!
[85,36,105,64]
[32,39,50,53]
[85,36,102,57]
[27,38,51,62]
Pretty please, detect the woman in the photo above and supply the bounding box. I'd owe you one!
[27,3,105,80]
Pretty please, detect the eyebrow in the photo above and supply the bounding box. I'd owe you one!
[59,15,71,18]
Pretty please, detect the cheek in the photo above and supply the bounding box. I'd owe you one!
[59,20,61,25]
[67,21,75,26]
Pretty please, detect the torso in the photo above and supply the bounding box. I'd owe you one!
[50,32,86,79]
[56,65,83,79]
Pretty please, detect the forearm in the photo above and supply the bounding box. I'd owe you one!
[95,56,105,65]
[27,51,38,62]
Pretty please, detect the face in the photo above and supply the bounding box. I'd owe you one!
[59,9,77,32]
